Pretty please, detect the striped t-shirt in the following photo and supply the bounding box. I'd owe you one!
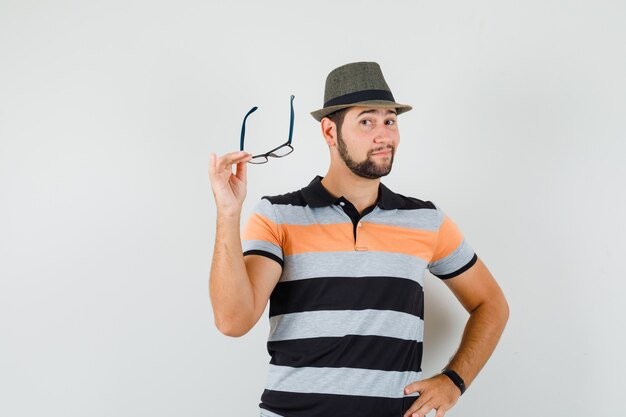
[242,176,477,417]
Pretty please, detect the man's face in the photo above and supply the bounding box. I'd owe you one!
[335,107,400,179]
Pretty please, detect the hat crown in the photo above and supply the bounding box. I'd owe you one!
[323,62,391,104]
[310,61,412,122]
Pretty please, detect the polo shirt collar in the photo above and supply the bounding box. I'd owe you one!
[301,175,405,209]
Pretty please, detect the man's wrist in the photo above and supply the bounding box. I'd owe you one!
[442,369,466,395]
[216,207,242,220]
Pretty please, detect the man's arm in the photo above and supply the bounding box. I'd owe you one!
[403,257,509,417]
[208,151,282,337]
[440,257,509,387]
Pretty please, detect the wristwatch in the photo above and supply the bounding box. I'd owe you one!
[442,369,466,395]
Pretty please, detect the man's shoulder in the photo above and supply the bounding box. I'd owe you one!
[260,187,307,207]
[258,176,325,208]
[379,182,437,211]
[394,193,437,211]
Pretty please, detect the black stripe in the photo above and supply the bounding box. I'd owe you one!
[269,276,423,318]
[261,390,417,417]
[397,196,436,210]
[324,89,395,107]
[262,176,437,210]
[243,250,284,267]
[268,335,422,372]
[434,253,478,279]
[263,192,308,207]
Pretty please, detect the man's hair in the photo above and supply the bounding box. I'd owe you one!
[325,108,349,136]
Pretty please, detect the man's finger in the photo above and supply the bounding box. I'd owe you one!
[412,402,433,417]
[404,381,422,395]
[235,158,249,183]
[435,407,447,417]
[213,151,251,172]
[403,395,429,417]
[209,153,216,175]
[208,153,219,184]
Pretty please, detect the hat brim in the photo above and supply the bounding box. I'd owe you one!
[310,100,412,122]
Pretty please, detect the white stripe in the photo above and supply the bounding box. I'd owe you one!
[266,364,421,398]
[242,239,283,260]
[252,198,278,221]
[428,239,475,276]
[271,204,442,230]
[259,409,285,417]
[367,207,442,231]
[282,251,427,284]
[272,204,348,225]
[268,309,423,342]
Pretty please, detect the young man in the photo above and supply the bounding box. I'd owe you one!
[208,62,509,417]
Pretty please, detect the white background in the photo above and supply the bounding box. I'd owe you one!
[1,1,625,416]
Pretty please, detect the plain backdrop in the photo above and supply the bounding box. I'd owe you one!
[1,1,625,416]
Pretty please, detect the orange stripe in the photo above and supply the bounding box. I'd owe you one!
[355,222,437,260]
[281,222,438,260]
[242,213,283,247]
[281,223,355,255]
[243,214,463,262]
[430,216,464,262]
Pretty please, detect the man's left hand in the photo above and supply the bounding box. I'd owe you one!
[403,374,461,417]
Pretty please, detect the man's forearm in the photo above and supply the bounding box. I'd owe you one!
[445,298,509,388]
[209,211,255,336]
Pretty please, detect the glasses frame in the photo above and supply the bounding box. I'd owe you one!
[239,95,295,164]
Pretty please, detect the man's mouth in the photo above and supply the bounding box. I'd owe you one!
[371,149,392,156]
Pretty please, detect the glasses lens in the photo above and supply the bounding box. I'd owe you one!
[269,145,293,158]
[249,156,268,164]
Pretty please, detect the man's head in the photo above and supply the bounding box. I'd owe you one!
[312,62,409,179]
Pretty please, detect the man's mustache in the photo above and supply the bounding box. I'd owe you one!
[368,145,395,156]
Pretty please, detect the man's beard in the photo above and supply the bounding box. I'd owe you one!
[336,130,395,179]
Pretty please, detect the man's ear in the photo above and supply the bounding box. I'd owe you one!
[321,117,336,147]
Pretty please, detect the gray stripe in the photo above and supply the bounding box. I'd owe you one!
[282,251,427,285]
[252,198,278,221]
[428,239,475,276]
[260,409,285,417]
[268,309,423,342]
[266,364,421,398]
[272,204,348,225]
[363,207,442,231]
[272,204,443,230]
[242,239,283,260]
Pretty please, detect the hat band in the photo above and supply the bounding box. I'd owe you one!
[324,89,395,108]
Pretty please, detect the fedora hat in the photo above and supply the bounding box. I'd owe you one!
[310,61,412,122]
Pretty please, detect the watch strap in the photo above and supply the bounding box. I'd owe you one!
[442,369,466,395]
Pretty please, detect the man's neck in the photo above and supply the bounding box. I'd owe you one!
[320,168,380,214]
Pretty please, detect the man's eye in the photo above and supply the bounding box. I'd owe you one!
[360,119,372,125]
[386,119,396,125]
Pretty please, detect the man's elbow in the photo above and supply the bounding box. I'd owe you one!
[214,316,253,338]
[495,293,510,328]
[474,292,509,327]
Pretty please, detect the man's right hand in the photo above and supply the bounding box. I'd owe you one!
[208,151,253,216]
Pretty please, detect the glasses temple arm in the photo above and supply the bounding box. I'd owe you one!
[287,95,295,145]
[240,106,258,151]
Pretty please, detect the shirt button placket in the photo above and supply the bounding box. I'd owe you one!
[355,222,368,251]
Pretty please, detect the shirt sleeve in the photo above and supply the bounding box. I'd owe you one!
[427,206,477,279]
[241,198,284,268]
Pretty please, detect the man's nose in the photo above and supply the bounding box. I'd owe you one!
[373,125,393,144]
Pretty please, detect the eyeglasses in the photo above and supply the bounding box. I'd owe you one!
[239,95,295,164]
